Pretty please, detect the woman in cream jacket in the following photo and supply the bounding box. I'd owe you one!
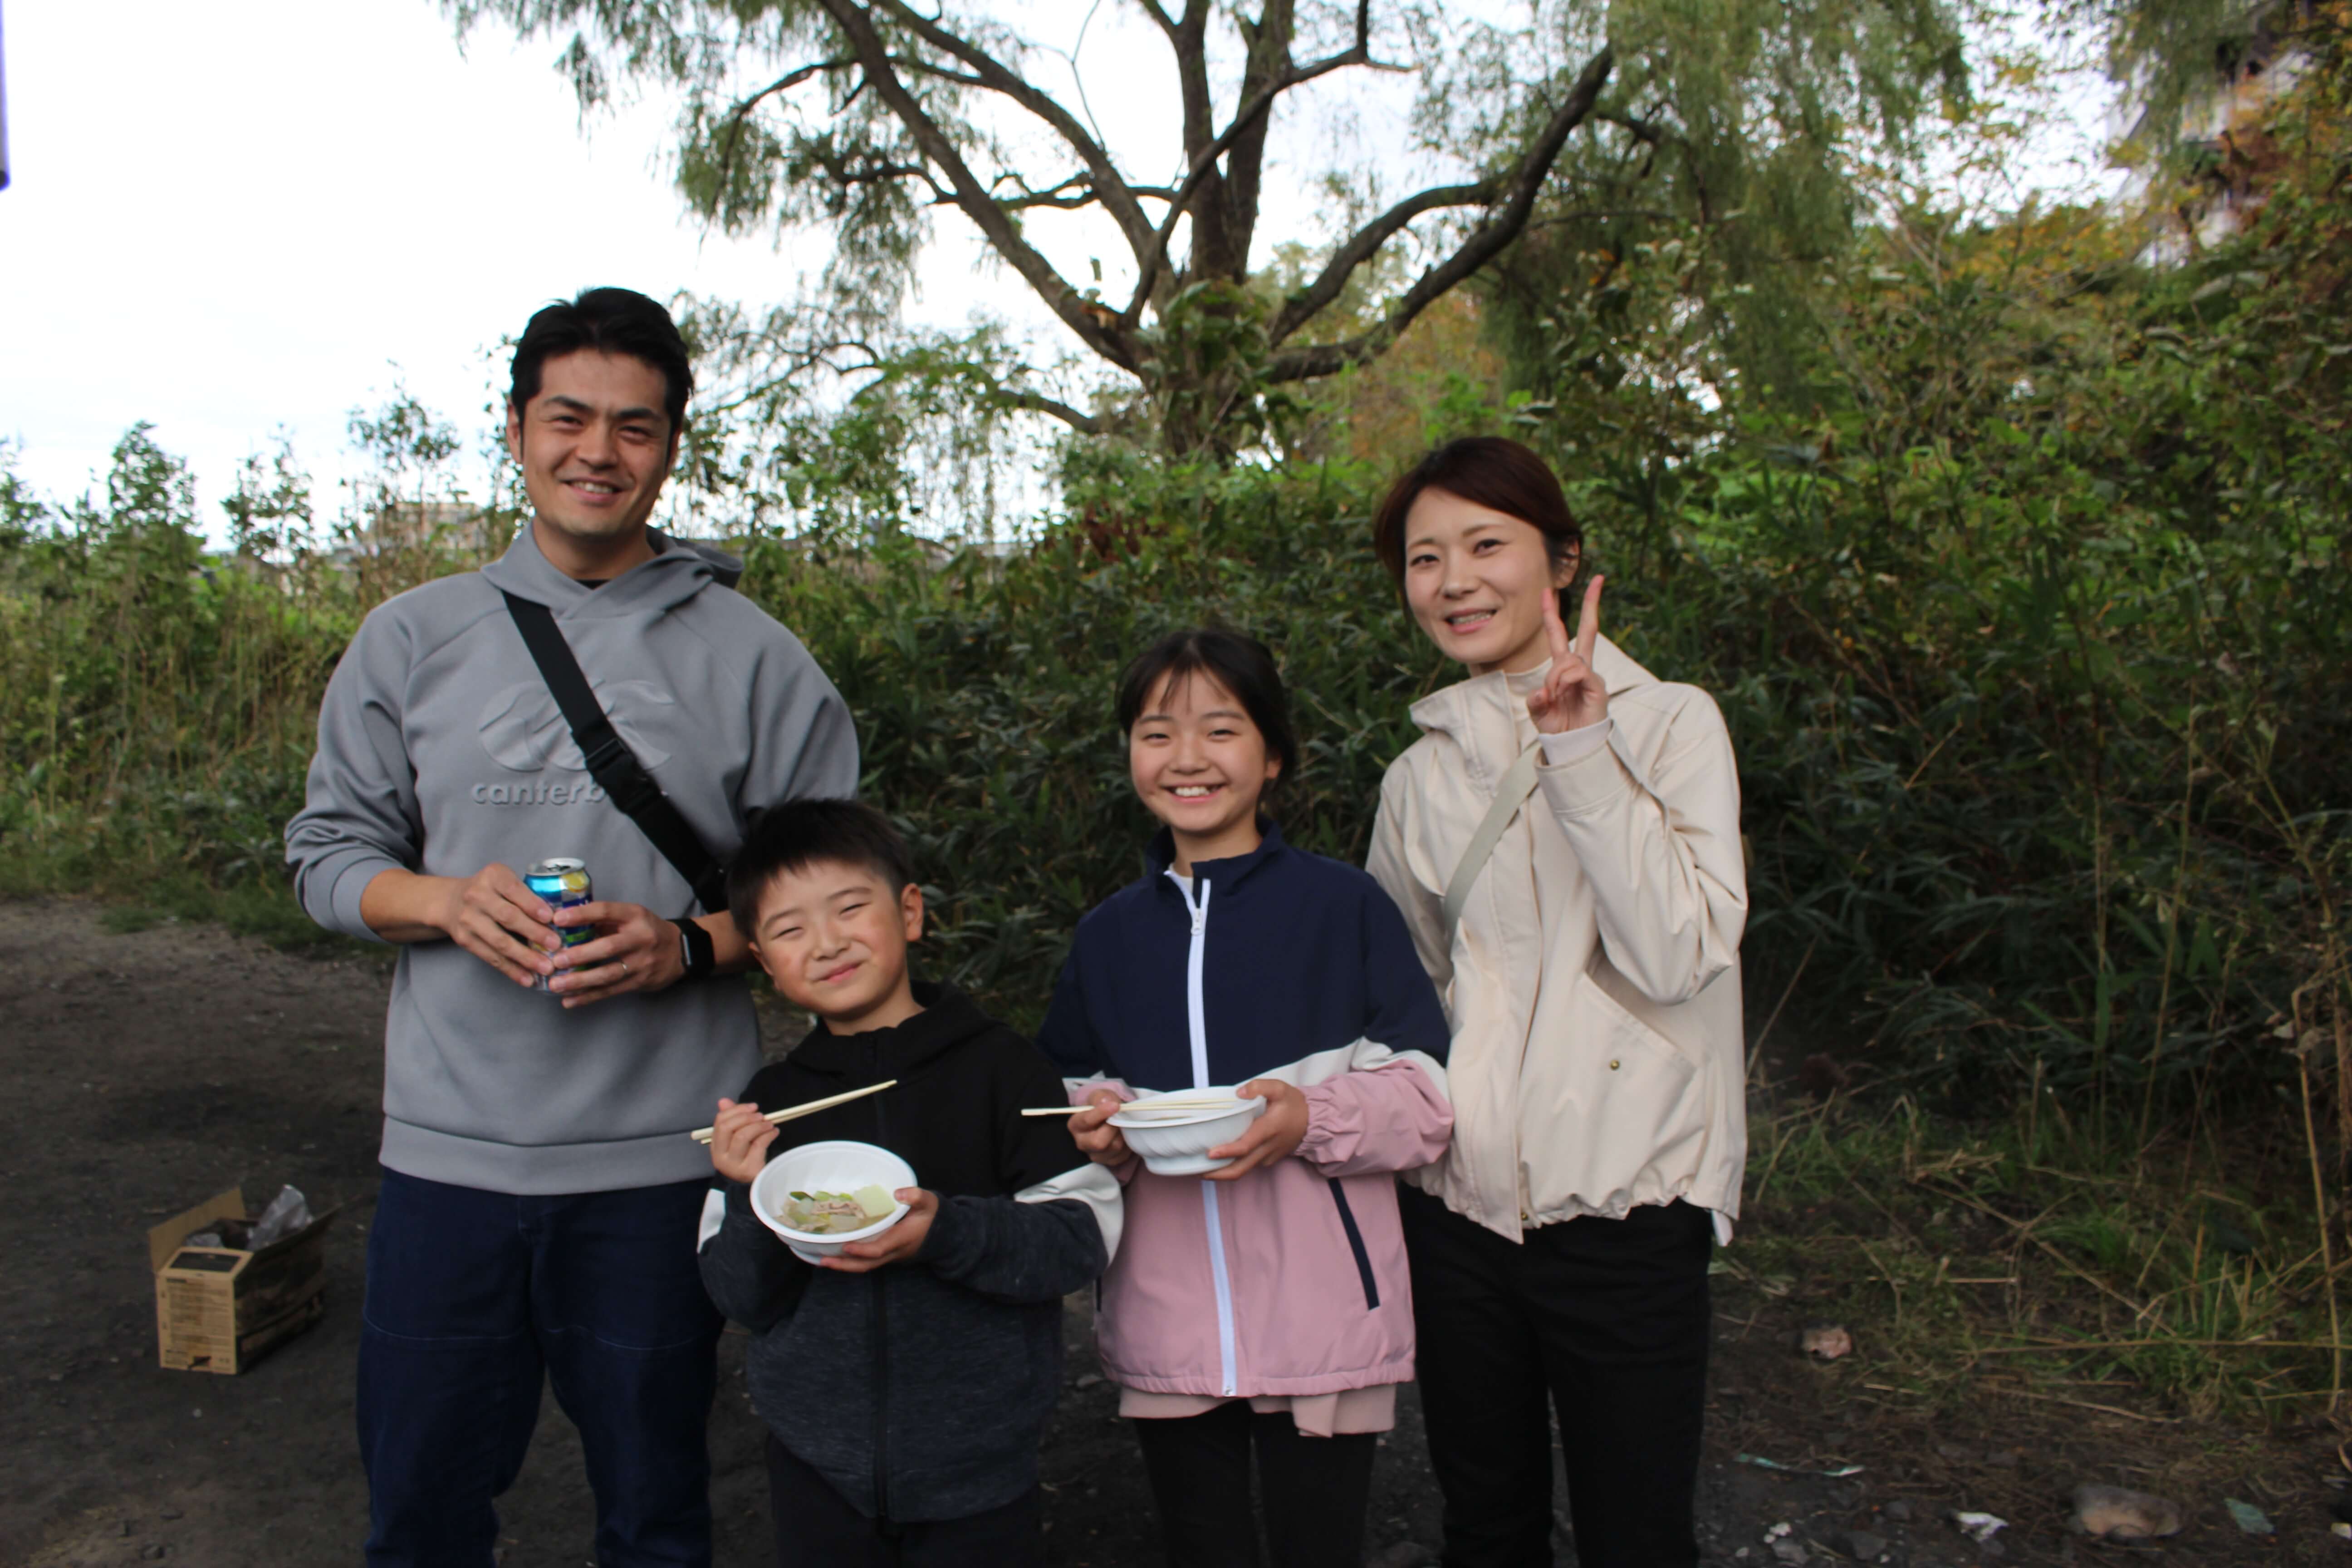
[1366,437,1747,1568]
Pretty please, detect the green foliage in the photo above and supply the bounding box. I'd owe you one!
[221,433,316,564]
[0,431,343,900]
[674,302,1060,545]
[6,35,2347,1137]
[1516,186,2349,1108]
[0,388,522,947]
[1456,0,1969,401]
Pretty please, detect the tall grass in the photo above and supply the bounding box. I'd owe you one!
[0,427,493,944]
[1732,1075,2345,1422]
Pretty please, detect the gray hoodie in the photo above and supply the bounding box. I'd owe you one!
[285,526,858,1194]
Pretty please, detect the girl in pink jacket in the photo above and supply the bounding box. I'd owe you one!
[1041,628,1455,1568]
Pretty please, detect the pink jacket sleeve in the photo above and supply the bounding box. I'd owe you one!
[1297,1058,1453,1178]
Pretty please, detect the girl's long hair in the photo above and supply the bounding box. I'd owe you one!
[1114,629,1299,789]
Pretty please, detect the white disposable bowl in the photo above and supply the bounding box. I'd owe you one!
[1111,1090,1269,1176]
[750,1140,917,1264]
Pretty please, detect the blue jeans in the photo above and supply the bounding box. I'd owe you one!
[358,1167,722,1568]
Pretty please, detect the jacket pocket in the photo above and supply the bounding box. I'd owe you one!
[1524,975,1708,1217]
[1326,1178,1380,1311]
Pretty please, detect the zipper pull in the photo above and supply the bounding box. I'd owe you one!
[1190,911,1204,935]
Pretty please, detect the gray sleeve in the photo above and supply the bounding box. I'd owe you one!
[283,610,420,942]
[740,627,860,810]
[697,1183,812,1331]
[919,1185,1110,1306]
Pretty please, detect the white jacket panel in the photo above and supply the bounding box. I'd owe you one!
[1367,637,1749,1240]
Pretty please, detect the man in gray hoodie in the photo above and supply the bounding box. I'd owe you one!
[285,287,858,1568]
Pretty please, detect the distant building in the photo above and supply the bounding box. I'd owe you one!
[371,500,497,556]
[2122,23,2310,261]
[310,499,512,586]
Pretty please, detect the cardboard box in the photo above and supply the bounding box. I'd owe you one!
[149,1187,337,1374]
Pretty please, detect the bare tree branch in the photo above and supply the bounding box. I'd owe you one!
[732,341,1102,434]
[992,170,1093,206]
[1122,0,1393,323]
[1133,0,1180,39]
[1038,0,1118,164]
[709,58,862,210]
[1211,0,1302,278]
[992,386,1103,433]
[887,55,989,89]
[1264,45,1616,383]
[701,342,888,418]
[1268,180,1491,343]
[1599,109,1664,144]
[728,57,861,126]
[840,160,950,202]
[980,170,1175,213]
[815,0,1139,372]
[867,0,1159,262]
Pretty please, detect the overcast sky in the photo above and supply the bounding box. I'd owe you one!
[0,1,2117,544]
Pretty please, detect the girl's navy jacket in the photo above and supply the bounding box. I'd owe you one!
[1038,820,1452,1088]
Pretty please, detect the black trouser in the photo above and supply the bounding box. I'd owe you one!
[357,1169,721,1568]
[1131,1401,1378,1568]
[765,1434,1044,1568]
[1400,1186,1712,1568]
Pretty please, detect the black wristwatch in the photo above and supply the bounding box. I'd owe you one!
[674,918,716,982]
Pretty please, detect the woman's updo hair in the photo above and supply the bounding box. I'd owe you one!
[1371,436,1584,611]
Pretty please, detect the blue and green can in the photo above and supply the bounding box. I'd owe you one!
[527,858,594,990]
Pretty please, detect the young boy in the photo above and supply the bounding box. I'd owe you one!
[698,799,1120,1568]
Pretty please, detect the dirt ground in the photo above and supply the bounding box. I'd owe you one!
[3,895,2347,1567]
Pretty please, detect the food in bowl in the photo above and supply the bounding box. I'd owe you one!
[750,1140,918,1262]
[778,1185,899,1235]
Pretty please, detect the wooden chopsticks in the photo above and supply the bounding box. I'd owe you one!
[1018,1095,1246,1117]
[687,1079,897,1144]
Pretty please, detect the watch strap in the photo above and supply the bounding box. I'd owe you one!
[675,918,716,980]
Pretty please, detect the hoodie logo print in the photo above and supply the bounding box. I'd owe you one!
[476,681,676,773]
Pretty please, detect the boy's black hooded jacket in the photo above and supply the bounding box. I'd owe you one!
[697,984,1112,1524]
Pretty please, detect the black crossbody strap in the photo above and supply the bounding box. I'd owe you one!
[501,591,729,914]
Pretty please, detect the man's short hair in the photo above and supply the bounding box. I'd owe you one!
[727,799,917,941]
[509,287,694,430]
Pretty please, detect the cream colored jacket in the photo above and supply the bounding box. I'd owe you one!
[1367,637,1748,1241]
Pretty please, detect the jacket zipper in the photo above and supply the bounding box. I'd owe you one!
[1168,870,1239,1398]
[1326,1177,1380,1310]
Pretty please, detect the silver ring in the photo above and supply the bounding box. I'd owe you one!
[620,959,630,977]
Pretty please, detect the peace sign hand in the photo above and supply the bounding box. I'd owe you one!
[1525,576,1608,735]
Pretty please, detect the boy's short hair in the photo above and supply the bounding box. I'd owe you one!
[727,799,917,940]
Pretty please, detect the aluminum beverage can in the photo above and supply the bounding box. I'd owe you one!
[526,858,593,991]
